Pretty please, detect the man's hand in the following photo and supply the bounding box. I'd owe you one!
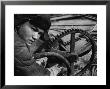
[36,57,48,68]
[47,64,64,76]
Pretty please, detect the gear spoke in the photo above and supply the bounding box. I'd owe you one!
[70,32,75,53]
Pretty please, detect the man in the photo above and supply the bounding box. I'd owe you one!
[14,14,62,76]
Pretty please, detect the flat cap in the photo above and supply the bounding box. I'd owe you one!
[14,14,51,31]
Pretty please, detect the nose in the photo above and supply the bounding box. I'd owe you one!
[32,32,40,40]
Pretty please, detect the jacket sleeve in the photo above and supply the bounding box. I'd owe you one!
[14,40,50,76]
[14,60,50,76]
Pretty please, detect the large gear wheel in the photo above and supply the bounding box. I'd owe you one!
[48,28,97,76]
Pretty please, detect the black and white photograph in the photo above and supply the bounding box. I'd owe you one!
[2,2,107,86]
[14,14,97,76]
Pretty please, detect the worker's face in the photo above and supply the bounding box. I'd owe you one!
[18,21,46,45]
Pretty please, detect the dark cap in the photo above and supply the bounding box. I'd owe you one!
[14,14,51,31]
[29,15,51,31]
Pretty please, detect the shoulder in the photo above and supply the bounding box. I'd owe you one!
[14,31,31,59]
[14,31,26,47]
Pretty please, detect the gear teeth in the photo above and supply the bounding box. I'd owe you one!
[55,35,60,40]
[66,29,70,33]
[76,28,80,32]
[58,33,62,37]
[61,32,65,35]
[70,29,74,32]
[56,34,60,38]
[57,32,64,38]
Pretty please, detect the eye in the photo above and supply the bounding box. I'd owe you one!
[31,26,38,32]
[32,27,36,31]
[38,32,43,36]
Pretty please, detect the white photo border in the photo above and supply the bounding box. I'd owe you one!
[5,5,106,85]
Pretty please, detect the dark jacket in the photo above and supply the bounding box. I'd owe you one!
[14,31,50,76]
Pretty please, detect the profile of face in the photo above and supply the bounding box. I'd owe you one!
[18,21,45,45]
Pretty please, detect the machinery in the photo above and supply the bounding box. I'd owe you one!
[34,27,97,76]
[15,14,97,76]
